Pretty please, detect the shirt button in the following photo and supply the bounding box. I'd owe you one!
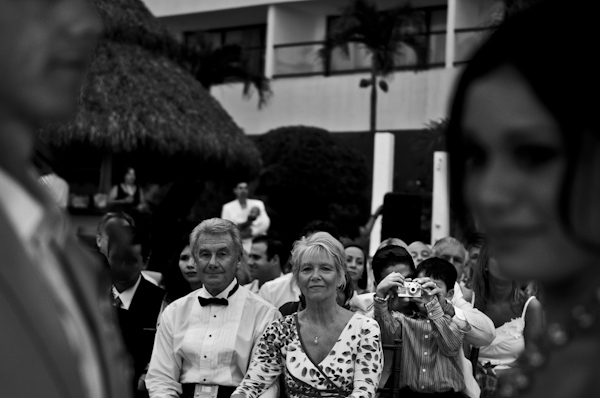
[204,355,207,358]
[429,312,433,316]
[421,386,425,389]
[209,335,212,338]
[424,335,428,339]
[422,369,426,372]
[424,352,428,356]
[214,315,217,318]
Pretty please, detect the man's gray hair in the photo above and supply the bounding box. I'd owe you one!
[432,236,467,258]
[190,218,243,256]
[290,231,347,290]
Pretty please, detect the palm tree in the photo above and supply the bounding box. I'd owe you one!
[184,34,272,109]
[320,0,427,137]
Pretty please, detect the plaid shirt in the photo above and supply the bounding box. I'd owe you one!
[375,296,466,393]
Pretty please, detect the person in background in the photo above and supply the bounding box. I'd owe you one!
[344,241,372,294]
[221,181,270,254]
[108,167,146,214]
[464,233,486,290]
[407,241,432,266]
[0,0,132,397]
[108,226,165,398]
[146,218,280,398]
[378,237,408,250]
[446,2,600,396]
[432,237,472,302]
[231,232,383,398]
[471,242,544,376]
[160,234,198,309]
[244,234,287,294]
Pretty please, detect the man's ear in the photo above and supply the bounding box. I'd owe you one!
[446,288,455,299]
[96,234,102,249]
[270,254,280,268]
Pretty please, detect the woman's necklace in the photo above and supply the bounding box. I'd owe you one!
[496,287,600,397]
[305,306,341,345]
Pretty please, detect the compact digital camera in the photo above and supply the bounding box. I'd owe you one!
[397,281,422,298]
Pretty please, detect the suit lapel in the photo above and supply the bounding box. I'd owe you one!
[0,208,83,398]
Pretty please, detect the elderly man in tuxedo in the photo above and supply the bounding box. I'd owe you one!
[0,0,132,398]
[146,218,280,398]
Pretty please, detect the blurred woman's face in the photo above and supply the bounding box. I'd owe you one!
[345,246,365,284]
[461,64,595,282]
[124,168,136,184]
[178,245,202,290]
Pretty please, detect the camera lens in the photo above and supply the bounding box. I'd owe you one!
[409,285,417,294]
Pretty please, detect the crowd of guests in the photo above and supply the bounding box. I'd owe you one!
[89,203,548,398]
[4,1,600,398]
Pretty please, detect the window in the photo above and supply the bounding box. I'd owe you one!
[184,24,267,78]
[325,6,447,74]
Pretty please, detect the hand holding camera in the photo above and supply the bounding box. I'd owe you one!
[375,271,406,299]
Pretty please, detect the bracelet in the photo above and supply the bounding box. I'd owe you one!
[373,295,388,303]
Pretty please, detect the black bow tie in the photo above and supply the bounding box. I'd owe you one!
[198,297,229,306]
[198,283,239,307]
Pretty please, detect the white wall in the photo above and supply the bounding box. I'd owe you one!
[210,67,461,135]
[143,0,313,17]
[271,5,325,45]
[158,7,268,33]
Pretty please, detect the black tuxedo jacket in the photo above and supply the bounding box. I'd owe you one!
[117,277,165,392]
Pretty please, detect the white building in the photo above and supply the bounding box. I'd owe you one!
[141,0,499,136]
[141,0,500,247]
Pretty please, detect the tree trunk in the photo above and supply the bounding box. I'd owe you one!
[370,67,377,137]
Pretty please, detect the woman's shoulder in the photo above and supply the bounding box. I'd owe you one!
[348,312,380,331]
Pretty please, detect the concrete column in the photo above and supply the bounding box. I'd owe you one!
[265,5,276,78]
[369,132,395,257]
[445,0,456,68]
[431,151,450,244]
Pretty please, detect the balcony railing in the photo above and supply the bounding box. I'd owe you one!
[272,27,494,78]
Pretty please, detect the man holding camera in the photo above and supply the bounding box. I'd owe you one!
[374,257,466,397]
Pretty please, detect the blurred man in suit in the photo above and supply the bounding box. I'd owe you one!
[109,227,165,398]
[0,1,131,397]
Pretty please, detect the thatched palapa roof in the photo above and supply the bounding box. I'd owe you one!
[38,0,260,179]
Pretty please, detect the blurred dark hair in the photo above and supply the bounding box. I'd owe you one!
[416,257,457,294]
[300,220,340,241]
[252,234,289,267]
[371,245,415,285]
[447,0,600,249]
[162,233,193,304]
[97,212,135,236]
[343,241,368,290]
[471,241,527,312]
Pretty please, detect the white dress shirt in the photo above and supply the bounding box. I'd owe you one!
[221,198,270,252]
[257,273,301,309]
[146,279,280,398]
[112,275,142,310]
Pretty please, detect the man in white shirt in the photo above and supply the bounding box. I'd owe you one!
[146,218,280,398]
[432,236,473,302]
[243,234,287,294]
[221,182,270,253]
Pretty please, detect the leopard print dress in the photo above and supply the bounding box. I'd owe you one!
[233,313,383,398]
